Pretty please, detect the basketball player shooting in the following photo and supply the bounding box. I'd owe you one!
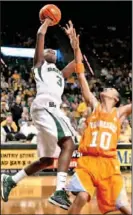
[66,27,132,214]
[1,19,78,210]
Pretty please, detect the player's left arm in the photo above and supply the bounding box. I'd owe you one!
[118,104,132,122]
[34,18,52,68]
[62,60,75,78]
[62,21,82,79]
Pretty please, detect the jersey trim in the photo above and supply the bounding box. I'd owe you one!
[44,108,65,140]
[61,118,74,136]
[38,66,43,82]
[53,114,76,138]
[56,116,77,144]
[34,66,43,82]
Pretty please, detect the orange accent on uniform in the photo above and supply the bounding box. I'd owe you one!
[75,103,123,214]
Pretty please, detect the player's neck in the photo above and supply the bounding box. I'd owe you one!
[101,99,114,113]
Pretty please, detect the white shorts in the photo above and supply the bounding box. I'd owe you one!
[30,105,77,158]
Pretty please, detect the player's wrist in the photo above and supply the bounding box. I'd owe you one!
[73,46,80,52]
[68,33,72,39]
[37,21,50,35]
[37,25,48,35]
[37,31,46,36]
[75,63,85,74]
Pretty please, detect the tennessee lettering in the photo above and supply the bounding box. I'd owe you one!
[90,120,117,133]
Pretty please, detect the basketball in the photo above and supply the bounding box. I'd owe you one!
[39,4,61,26]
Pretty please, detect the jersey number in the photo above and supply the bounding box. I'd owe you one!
[56,75,62,87]
[90,131,111,150]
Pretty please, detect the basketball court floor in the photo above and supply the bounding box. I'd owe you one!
[1,172,131,214]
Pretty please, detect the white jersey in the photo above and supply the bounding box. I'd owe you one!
[33,61,65,109]
[30,61,77,154]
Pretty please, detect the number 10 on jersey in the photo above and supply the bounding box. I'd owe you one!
[90,131,112,150]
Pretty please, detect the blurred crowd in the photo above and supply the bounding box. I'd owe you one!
[1,25,132,144]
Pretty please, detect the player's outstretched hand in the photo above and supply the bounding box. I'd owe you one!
[63,20,74,38]
[70,28,80,51]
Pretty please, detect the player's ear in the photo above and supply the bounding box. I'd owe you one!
[115,96,121,107]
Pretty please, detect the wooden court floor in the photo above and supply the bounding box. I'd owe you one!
[1,172,131,214]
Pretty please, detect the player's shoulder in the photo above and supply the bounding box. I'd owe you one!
[42,61,49,67]
[92,102,101,113]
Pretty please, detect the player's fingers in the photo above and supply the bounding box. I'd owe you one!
[66,24,69,30]
[62,27,67,32]
[41,17,53,25]
[71,29,75,39]
[77,35,80,44]
[69,20,73,28]
[77,34,80,40]
[73,28,77,38]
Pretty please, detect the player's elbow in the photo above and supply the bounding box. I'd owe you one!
[124,104,132,116]
[83,96,90,106]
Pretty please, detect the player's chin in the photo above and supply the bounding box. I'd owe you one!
[100,92,104,98]
[52,56,56,64]
[45,56,56,64]
[100,92,107,101]
[100,92,108,97]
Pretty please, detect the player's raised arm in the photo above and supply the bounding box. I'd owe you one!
[34,18,52,68]
[61,21,82,79]
[118,103,132,123]
[70,29,98,109]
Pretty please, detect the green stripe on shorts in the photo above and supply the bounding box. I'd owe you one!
[44,108,65,140]
[61,118,74,137]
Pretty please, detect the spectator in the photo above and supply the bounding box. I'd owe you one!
[18,112,29,128]
[12,70,20,81]
[11,96,23,129]
[17,120,38,143]
[1,113,18,142]
[1,76,9,90]
[26,97,34,112]
[1,127,7,143]
[77,97,88,115]
[1,101,9,121]
[61,103,70,116]
[119,119,131,143]
[22,107,29,118]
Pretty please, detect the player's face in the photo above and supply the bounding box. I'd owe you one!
[100,88,119,103]
[44,49,56,63]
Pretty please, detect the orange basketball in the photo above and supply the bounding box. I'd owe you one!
[39,4,61,26]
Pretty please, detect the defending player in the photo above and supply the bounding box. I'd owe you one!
[1,19,77,210]
[67,28,132,214]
